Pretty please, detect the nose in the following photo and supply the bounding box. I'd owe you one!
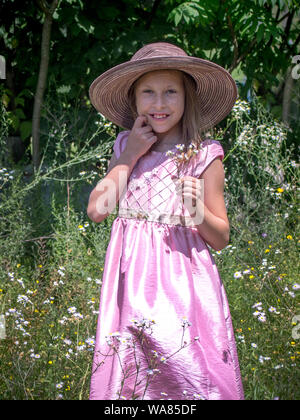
[153,93,165,109]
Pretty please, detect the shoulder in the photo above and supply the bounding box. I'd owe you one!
[113,130,130,158]
[200,138,224,157]
[115,130,130,142]
[191,138,224,178]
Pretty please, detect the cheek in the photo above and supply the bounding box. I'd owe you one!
[172,95,185,117]
[135,96,151,113]
[135,96,142,113]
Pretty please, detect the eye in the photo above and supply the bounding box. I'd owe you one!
[167,89,177,94]
[142,89,153,94]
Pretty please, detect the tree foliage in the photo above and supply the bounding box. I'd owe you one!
[0,0,299,165]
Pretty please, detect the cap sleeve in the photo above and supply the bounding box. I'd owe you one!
[113,130,130,159]
[192,139,224,178]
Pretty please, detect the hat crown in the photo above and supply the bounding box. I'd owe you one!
[130,42,188,62]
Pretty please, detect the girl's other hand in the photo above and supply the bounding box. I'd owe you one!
[125,115,157,160]
[176,176,204,222]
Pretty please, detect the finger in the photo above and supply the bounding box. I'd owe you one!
[134,115,148,128]
[180,179,202,190]
[179,176,195,182]
[140,124,154,133]
[183,189,202,200]
[178,180,202,190]
[148,135,157,144]
[182,192,198,205]
[179,176,201,185]
[176,185,202,199]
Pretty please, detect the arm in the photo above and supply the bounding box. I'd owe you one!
[87,116,157,224]
[87,150,138,223]
[179,158,230,251]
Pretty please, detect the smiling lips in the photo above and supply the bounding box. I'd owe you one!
[150,113,169,120]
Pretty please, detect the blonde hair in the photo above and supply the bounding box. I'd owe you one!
[128,70,204,151]
[181,72,203,149]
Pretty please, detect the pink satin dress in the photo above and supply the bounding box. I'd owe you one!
[89,131,244,400]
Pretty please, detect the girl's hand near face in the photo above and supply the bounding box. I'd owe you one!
[87,115,156,224]
[125,115,157,160]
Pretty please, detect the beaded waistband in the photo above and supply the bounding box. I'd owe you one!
[118,207,197,227]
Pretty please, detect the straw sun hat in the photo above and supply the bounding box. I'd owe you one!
[89,42,237,132]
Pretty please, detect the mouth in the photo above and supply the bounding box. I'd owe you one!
[149,113,170,121]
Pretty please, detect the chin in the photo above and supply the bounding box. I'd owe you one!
[152,127,169,134]
[151,123,174,133]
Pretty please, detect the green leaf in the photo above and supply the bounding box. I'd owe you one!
[183,13,190,24]
[75,14,94,34]
[183,3,200,19]
[14,97,25,107]
[171,8,182,26]
[256,23,265,43]
[175,11,182,26]
[264,29,271,44]
[20,120,32,140]
[7,112,19,131]
[18,89,32,98]
[168,2,203,26]
[15,108,26,120]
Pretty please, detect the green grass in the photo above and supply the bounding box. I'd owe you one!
[213,222,299,400]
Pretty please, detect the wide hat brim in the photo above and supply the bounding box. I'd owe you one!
[89,56,237,132]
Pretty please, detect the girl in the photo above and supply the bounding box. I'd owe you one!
[87,42,244,400]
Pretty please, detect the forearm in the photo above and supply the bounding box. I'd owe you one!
[87,151,138,223]
[194,202,230,251]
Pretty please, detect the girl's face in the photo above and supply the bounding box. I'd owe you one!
[134,70,185,138]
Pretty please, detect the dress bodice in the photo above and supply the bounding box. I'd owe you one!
[113,131,224,227]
